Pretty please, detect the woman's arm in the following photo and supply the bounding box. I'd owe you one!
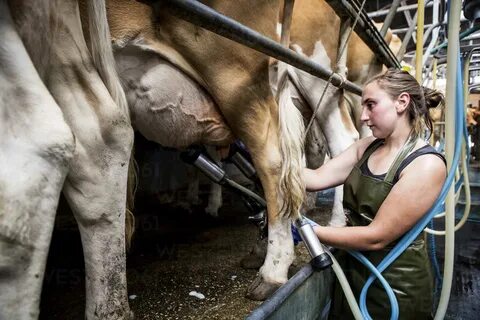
[304,136,375,192]
[312,153,446,251]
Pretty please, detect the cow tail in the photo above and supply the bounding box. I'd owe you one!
[86,0,137,250]
[277,64,305,220]
[86,0,129,120]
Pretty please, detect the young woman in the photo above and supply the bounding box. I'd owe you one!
[303,69,447,319]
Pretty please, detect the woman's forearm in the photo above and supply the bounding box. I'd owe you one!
[304,168,322,191]
[303,166,343,192]
[312,225,386,251]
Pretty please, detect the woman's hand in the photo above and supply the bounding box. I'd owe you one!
[312,152,446,251]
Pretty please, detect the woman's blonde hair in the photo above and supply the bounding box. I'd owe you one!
[365,69,445,138]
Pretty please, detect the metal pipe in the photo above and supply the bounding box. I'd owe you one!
[396,9,419,61]
[462,33,480,41]
[431,25,480,54]
[368,1,434,18]
[379,0,402,37]
[402,0,416,43]
[469,84,480,92]
[246,264,332,320]
[416,0,425,81]
[422,0,441,67]
[156,0,363,95]
[392,24,435,34]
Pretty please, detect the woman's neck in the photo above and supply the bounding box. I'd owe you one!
[382,121,413,151]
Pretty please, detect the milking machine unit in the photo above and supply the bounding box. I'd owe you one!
[293,217,332,269]
[180,145,268,239]
[180,143,332,270]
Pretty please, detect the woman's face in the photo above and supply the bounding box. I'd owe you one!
[360,81,401,139]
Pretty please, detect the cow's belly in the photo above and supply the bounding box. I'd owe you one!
[116,48,234,149]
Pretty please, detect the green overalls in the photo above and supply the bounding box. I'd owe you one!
[329,139,434,320]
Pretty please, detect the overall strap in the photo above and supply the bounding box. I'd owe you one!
[358,139,384,166]
[385,135,419,183]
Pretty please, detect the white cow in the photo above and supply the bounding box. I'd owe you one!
[1,0,134,318]
[0,2,75,318]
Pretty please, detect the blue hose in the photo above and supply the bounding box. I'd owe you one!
[357,43,465,319]
[428,219,443,295]
[348,251,400,320]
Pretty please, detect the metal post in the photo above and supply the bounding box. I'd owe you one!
[379,0,402,37]
[396,9,419,61]
[415,0,425,81]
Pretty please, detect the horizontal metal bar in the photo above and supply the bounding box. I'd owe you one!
[461,45,480,54]
[393,24,436,34]
[431,25,480,54]
[392,18,469,34]
[368,2,434,18]
[247,263,333,320]
[462,33,480,42]
[326,0,401,69]
[157,0,363,95]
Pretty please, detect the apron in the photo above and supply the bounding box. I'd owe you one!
[329,138,434,320]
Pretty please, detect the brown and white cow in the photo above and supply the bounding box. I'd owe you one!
[283,0,402,226]
[106,0,305,300]
[1,0,134,318]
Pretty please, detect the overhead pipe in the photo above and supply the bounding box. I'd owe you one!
[396,9,419,61]
[461,32,480,41]
[368,2,434,18]
[392,18,468,34]
[402,0,417,44]
[431,25,480,54]
[153,0,363,95]
[422,0,441,67]
[379,0,403,37]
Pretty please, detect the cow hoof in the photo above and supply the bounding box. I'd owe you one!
[245,276,282,301]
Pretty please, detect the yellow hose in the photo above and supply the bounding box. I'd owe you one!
[415,0,425,82]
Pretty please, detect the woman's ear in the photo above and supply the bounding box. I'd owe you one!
[395,92,410,113]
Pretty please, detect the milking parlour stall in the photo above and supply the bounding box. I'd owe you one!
[2,0,480,319]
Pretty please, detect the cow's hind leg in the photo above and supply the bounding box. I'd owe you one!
[58,93,134,319]
[0,3,74,318]
[53,59,134,320]
[220,95,297,300]
[45,0,134,318]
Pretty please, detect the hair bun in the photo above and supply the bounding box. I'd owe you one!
[422,86,444,109]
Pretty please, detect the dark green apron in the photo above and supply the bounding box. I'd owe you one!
[329,139,434,320]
